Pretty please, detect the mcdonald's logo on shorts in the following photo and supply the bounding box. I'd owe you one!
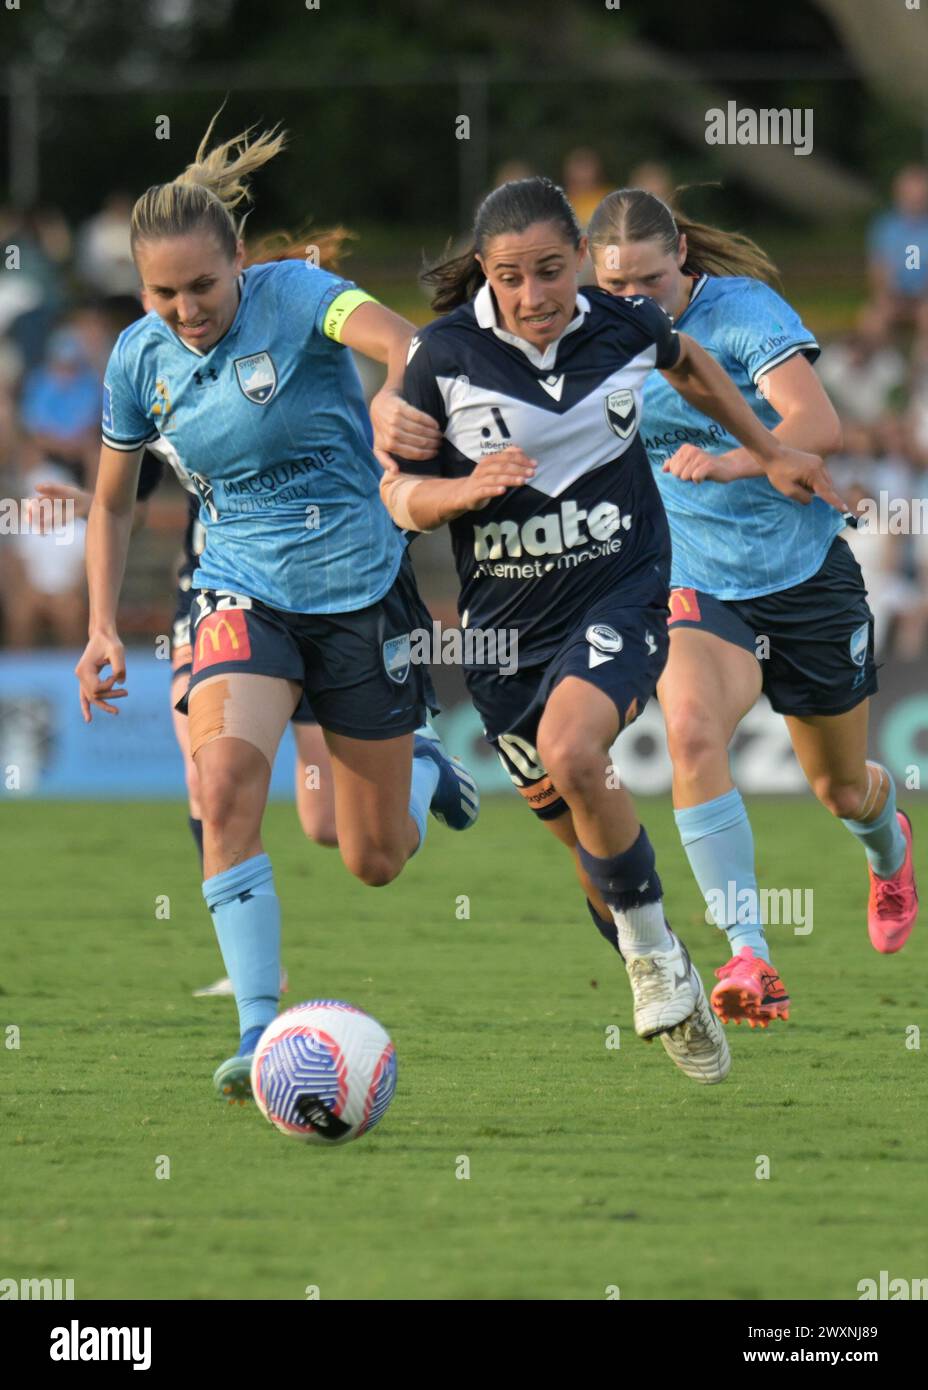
[667,587,702,625]
[194,609,252,670]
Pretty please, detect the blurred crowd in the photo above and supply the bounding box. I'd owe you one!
[1,162,927,660]
[0,194,143,645]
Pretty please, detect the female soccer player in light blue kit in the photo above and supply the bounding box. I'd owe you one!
[587,189,918,1025]
[75,115,479,1101]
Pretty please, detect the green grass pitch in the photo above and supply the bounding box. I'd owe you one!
[1,795,924,1300]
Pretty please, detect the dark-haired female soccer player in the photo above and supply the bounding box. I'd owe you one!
[74,113,479,1101]
[381,176,845,1083]
[587,188,917,1025]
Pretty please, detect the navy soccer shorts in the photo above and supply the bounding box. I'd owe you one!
[667,536,878,717]
[176,560,437,741]
[466,593,669,820]
[170,563,317,724]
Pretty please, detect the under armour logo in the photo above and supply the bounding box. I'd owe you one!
[193,368,219,386]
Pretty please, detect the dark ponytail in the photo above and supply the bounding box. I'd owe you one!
[422,176,582,313]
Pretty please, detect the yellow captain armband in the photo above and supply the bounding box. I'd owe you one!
[322,289,378,342]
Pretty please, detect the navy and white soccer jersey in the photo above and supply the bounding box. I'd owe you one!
[640,274,843,600]
[102,259,403,615]
[397,283,681,666]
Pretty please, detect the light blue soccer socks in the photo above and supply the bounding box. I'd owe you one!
[412,725,480,837]
[203,853,281,1038]
[840,763,906,878]
[674,788,769,961]
[408,745,441,852]
[577,828,670,957]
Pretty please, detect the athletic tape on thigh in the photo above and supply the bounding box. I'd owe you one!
[188,673,299,765]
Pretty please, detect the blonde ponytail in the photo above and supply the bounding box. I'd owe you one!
[130,103,287,259]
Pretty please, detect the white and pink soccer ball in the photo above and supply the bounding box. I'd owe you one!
[251,1000,397,1145]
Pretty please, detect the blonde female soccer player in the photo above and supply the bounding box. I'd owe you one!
[75,114,478,1100]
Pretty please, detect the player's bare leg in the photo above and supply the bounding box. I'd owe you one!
[660,628,789,1026]
[171,666,203,821]
[293,722,338,848]
[536,677,727,1081]
[786,703,917,954]
[322,731,425,886]
[323,721,478,888]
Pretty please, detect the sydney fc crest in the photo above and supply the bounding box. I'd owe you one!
[383,634,411,684]
[850,621,869,668]
[234,351,277,405]
[605,388,636,439]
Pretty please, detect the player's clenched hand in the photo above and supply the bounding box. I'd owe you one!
[75,633,128,723]
[662,446,739,484]
[370,387,442,470]
[456,447,537,511]
[764,446,849,513]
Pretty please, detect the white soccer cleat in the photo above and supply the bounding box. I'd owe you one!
[193,968,289,999]
[659,968,731,1085]
[625,930,699,1039]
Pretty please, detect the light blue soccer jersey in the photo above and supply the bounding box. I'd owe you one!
[640,274,843,599]
[102,259,403,613]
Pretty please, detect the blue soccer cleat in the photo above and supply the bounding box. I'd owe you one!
[414,725,480,831]
[213,1024,265,1104]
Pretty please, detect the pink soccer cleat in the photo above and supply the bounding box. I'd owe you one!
[711,946,790,1027]
[868,811,918,955]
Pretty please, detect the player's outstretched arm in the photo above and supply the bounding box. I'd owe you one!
[661,334,849,512]
[666,355,843,486]
[75,444,143,723]
[380,447,537,532]
[336,300,443,468]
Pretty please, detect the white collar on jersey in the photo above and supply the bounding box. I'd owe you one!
[474,282,591,369]
[171,272,246,357]
[675,272,709,323]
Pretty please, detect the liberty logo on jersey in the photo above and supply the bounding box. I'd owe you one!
[479,406,512,454]
[605,389,636,439]
[234,351,278,405]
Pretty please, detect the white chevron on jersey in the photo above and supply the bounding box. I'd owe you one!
[437,345,658,499]
[539,374,565,401]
